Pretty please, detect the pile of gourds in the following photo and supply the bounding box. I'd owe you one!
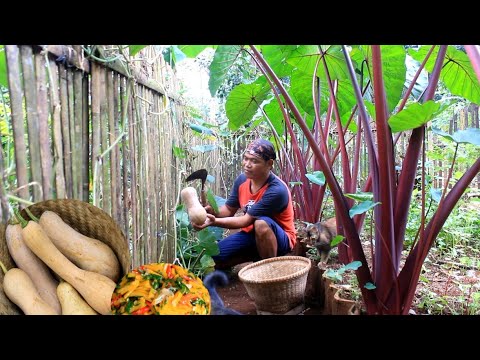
[2,209,121,315]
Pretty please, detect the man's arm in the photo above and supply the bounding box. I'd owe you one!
[205,204,237,218]
[193,212,255,230]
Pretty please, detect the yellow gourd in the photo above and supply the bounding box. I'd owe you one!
[5,224,61,314]
[3,268,57,315]
[57,281,98,315]
[38,211,120,282]
[181,187,207,226]
[21,221,116,315]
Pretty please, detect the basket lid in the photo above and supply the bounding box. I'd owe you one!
[238,256,311,284]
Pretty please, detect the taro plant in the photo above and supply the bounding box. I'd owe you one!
[177,44,480,314]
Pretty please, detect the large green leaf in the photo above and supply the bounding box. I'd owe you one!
[432,127,480,146]
[226,83,271,130]
[0,46,7,87]
[388,100,441,133]
[319,45,350,81]
[263,99,287,135]
[409,46,480,105]
[286,45,349,82]
[260,45,296,78]
[336,79,358,132]
[379,46,406,113]
[178,45,215,58]
[286,45,320,78]
[290,69,327,118]
[351,45,406,114]
[129,45,148,57]
[208,45,242,97]
[441,47,480,104]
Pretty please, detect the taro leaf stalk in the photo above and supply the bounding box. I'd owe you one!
[249,44,480,314]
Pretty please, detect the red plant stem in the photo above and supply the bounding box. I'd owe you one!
[465,45,480,83]
[389,46,447,313]
[399,155,480,313]
[393,46,448,264]
[371,47,398,301]
[250,44,379,312]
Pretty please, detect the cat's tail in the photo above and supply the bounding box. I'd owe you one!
[203,270,229,289]
[203,270,242,315]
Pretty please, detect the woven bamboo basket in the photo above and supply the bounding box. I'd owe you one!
[0,199,131,315]
[238,256,311,314]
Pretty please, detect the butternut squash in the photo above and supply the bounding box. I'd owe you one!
[21,220,116,315]
[3,268,58,315]
[6,224,61,314]
[38,211,120,282]
[181,187,207,226]
[57,281,98,315]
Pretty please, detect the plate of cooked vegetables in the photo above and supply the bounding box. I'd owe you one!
[111,263,211,315]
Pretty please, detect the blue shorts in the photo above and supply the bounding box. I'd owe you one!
[212,216,291,263]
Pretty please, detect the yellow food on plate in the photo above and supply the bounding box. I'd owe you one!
[111,263,211,315]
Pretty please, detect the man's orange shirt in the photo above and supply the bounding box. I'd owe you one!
[225,173,296,250]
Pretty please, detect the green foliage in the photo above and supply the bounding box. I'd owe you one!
[225,82,271,130]
[208,45,243,97]
[324,260,362,283]
[0,46,7,87]
[128,45,148,57]
[349,201,381,218]
[175,204,221,277]
[409,46,480,105]
[388,100,441,133]
[305,171,325,186]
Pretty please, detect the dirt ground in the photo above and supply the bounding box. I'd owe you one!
[215,252,480,315]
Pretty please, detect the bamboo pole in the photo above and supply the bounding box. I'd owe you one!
[91,62,101,206]
[47,58,66,199]
[5,45,29,203]
[100,67,111,214]
[120,76,130,238]
[112,72,122,225]
[128,90,138,267]
[138,86,148,264]
[66,69,76,198]
[147,89,157,263]
[82,73,90,202]
[73,68,83,200]
[20,46,42,202]
[107,70,118,221]
[59,63,73,199]
[0,94,10,221]
[36,53,54,200]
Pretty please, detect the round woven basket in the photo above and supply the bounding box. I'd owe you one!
[0,199,131,315]
[238,256,311,313]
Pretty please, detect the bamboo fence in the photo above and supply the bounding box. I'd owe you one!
[0,45,203,268]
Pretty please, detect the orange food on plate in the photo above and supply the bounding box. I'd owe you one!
[111,263,211,315]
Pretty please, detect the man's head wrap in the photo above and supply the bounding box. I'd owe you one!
[245,139,276,161]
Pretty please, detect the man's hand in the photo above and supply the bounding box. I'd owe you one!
[204,205,217,216]
[192,213,216,230]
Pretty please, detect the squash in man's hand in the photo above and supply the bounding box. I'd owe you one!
[181,187,207,226]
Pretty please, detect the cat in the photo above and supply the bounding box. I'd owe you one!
[203,271,243,315]
[306,217,337,263]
